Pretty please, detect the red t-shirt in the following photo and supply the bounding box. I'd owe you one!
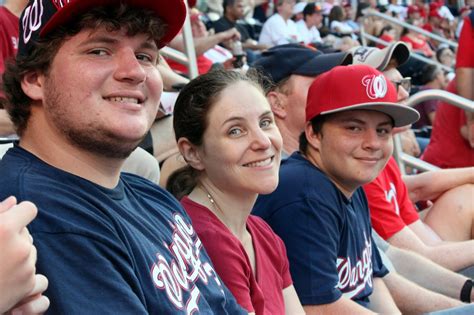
[400,34,434,57]
[0,6,19,98]
[421,80,474,168]
[456,13,474,68]
[363,157,420,240]
[181,197,292,315]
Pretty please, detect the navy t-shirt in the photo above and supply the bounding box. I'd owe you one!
[0,145,245,315]
[253,152,388,307]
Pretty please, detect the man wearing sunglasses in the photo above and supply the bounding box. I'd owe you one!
[352,43,474,284]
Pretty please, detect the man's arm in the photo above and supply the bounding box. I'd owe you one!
[367,277,400,314]
[169,29,240,56]
[402,167,474,203]
[387,225,474,271]
[303,296,376,315]
[383,272,463,314]
[386,244,474,301]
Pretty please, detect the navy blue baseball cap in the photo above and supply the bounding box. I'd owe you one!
[252,44,353,84]
[18,0,187,56]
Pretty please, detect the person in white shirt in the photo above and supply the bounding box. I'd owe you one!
[259,0,302,47]
[296,3,323,45]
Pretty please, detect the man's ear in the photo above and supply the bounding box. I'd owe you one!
[305,121,321,150]
[177,137,205,171]
[267,90,287,119]
[21,71,45,102]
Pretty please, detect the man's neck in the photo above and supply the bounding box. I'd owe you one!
[276,119,302,156]
[304,148,355,199]
[224,13,237,23]
[278,12,290,21]
[21,119,124,189]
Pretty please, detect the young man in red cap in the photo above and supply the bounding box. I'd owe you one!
[254,64,421,313]
[0,0,246,313]
[254,64,474,313]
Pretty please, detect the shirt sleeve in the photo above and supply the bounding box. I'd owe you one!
[370,234,390,278]
[266,198,343,306]
[456,14,474,68]
[276,232,293,289]
[364,168,419,240]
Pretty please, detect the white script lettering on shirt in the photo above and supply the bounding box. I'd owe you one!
[151,213,223,314]
[336,233,374,299]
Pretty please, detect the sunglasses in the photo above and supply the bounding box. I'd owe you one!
[391,77,411,94]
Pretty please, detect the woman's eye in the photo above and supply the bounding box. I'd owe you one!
[260,118,272,128]
[229,128,243,136]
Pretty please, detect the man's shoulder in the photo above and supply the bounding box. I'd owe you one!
[279,153,335,193]
[254,153,341,215]
[213,17,233,32]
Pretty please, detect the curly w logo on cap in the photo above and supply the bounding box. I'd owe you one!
[362,75,388,100]
[305,65,419,127]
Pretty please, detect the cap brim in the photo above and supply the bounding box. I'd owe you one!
[320,102,420,127]
[294,51,353,77]
[351,42,410,71]
[40,0,186,48]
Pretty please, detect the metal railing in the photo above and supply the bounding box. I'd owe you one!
[359,9,456,72]
[161,1,199,79]
[393,89,474,174]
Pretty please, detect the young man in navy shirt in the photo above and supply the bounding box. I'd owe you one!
[254,64,420,313]
[0,0,245,313]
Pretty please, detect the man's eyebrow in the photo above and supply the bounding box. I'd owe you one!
[79,35,158,51]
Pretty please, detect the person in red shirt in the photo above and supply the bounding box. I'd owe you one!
[422,11,474,168]
[0,0,27,136]
[355,42,474,276]
[167,69,305,315]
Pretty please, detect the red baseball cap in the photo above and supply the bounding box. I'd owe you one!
[305,65,419,127]
[18,0,186,56]
[407,5,420,15]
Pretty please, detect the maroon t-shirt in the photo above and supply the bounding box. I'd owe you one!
[181,196,292,315]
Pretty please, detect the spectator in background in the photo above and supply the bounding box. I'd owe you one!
[292,1,307,22]
[329,5,355,36]
[168,9,239,75]
[214,0,269,63]
[0,0,27,136]
[376,25,396,49]
[259,0,302,47]
[295,3,323,45]
[422,10,474,169]
[411,63,448,152]
[400,19,435,58]
[413,64,448,130]
[342,3,360,34]
[387,0,407,20]
[436,45,455,81]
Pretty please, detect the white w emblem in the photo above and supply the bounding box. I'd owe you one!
[362,74,387,100]
[22,0,43,44]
